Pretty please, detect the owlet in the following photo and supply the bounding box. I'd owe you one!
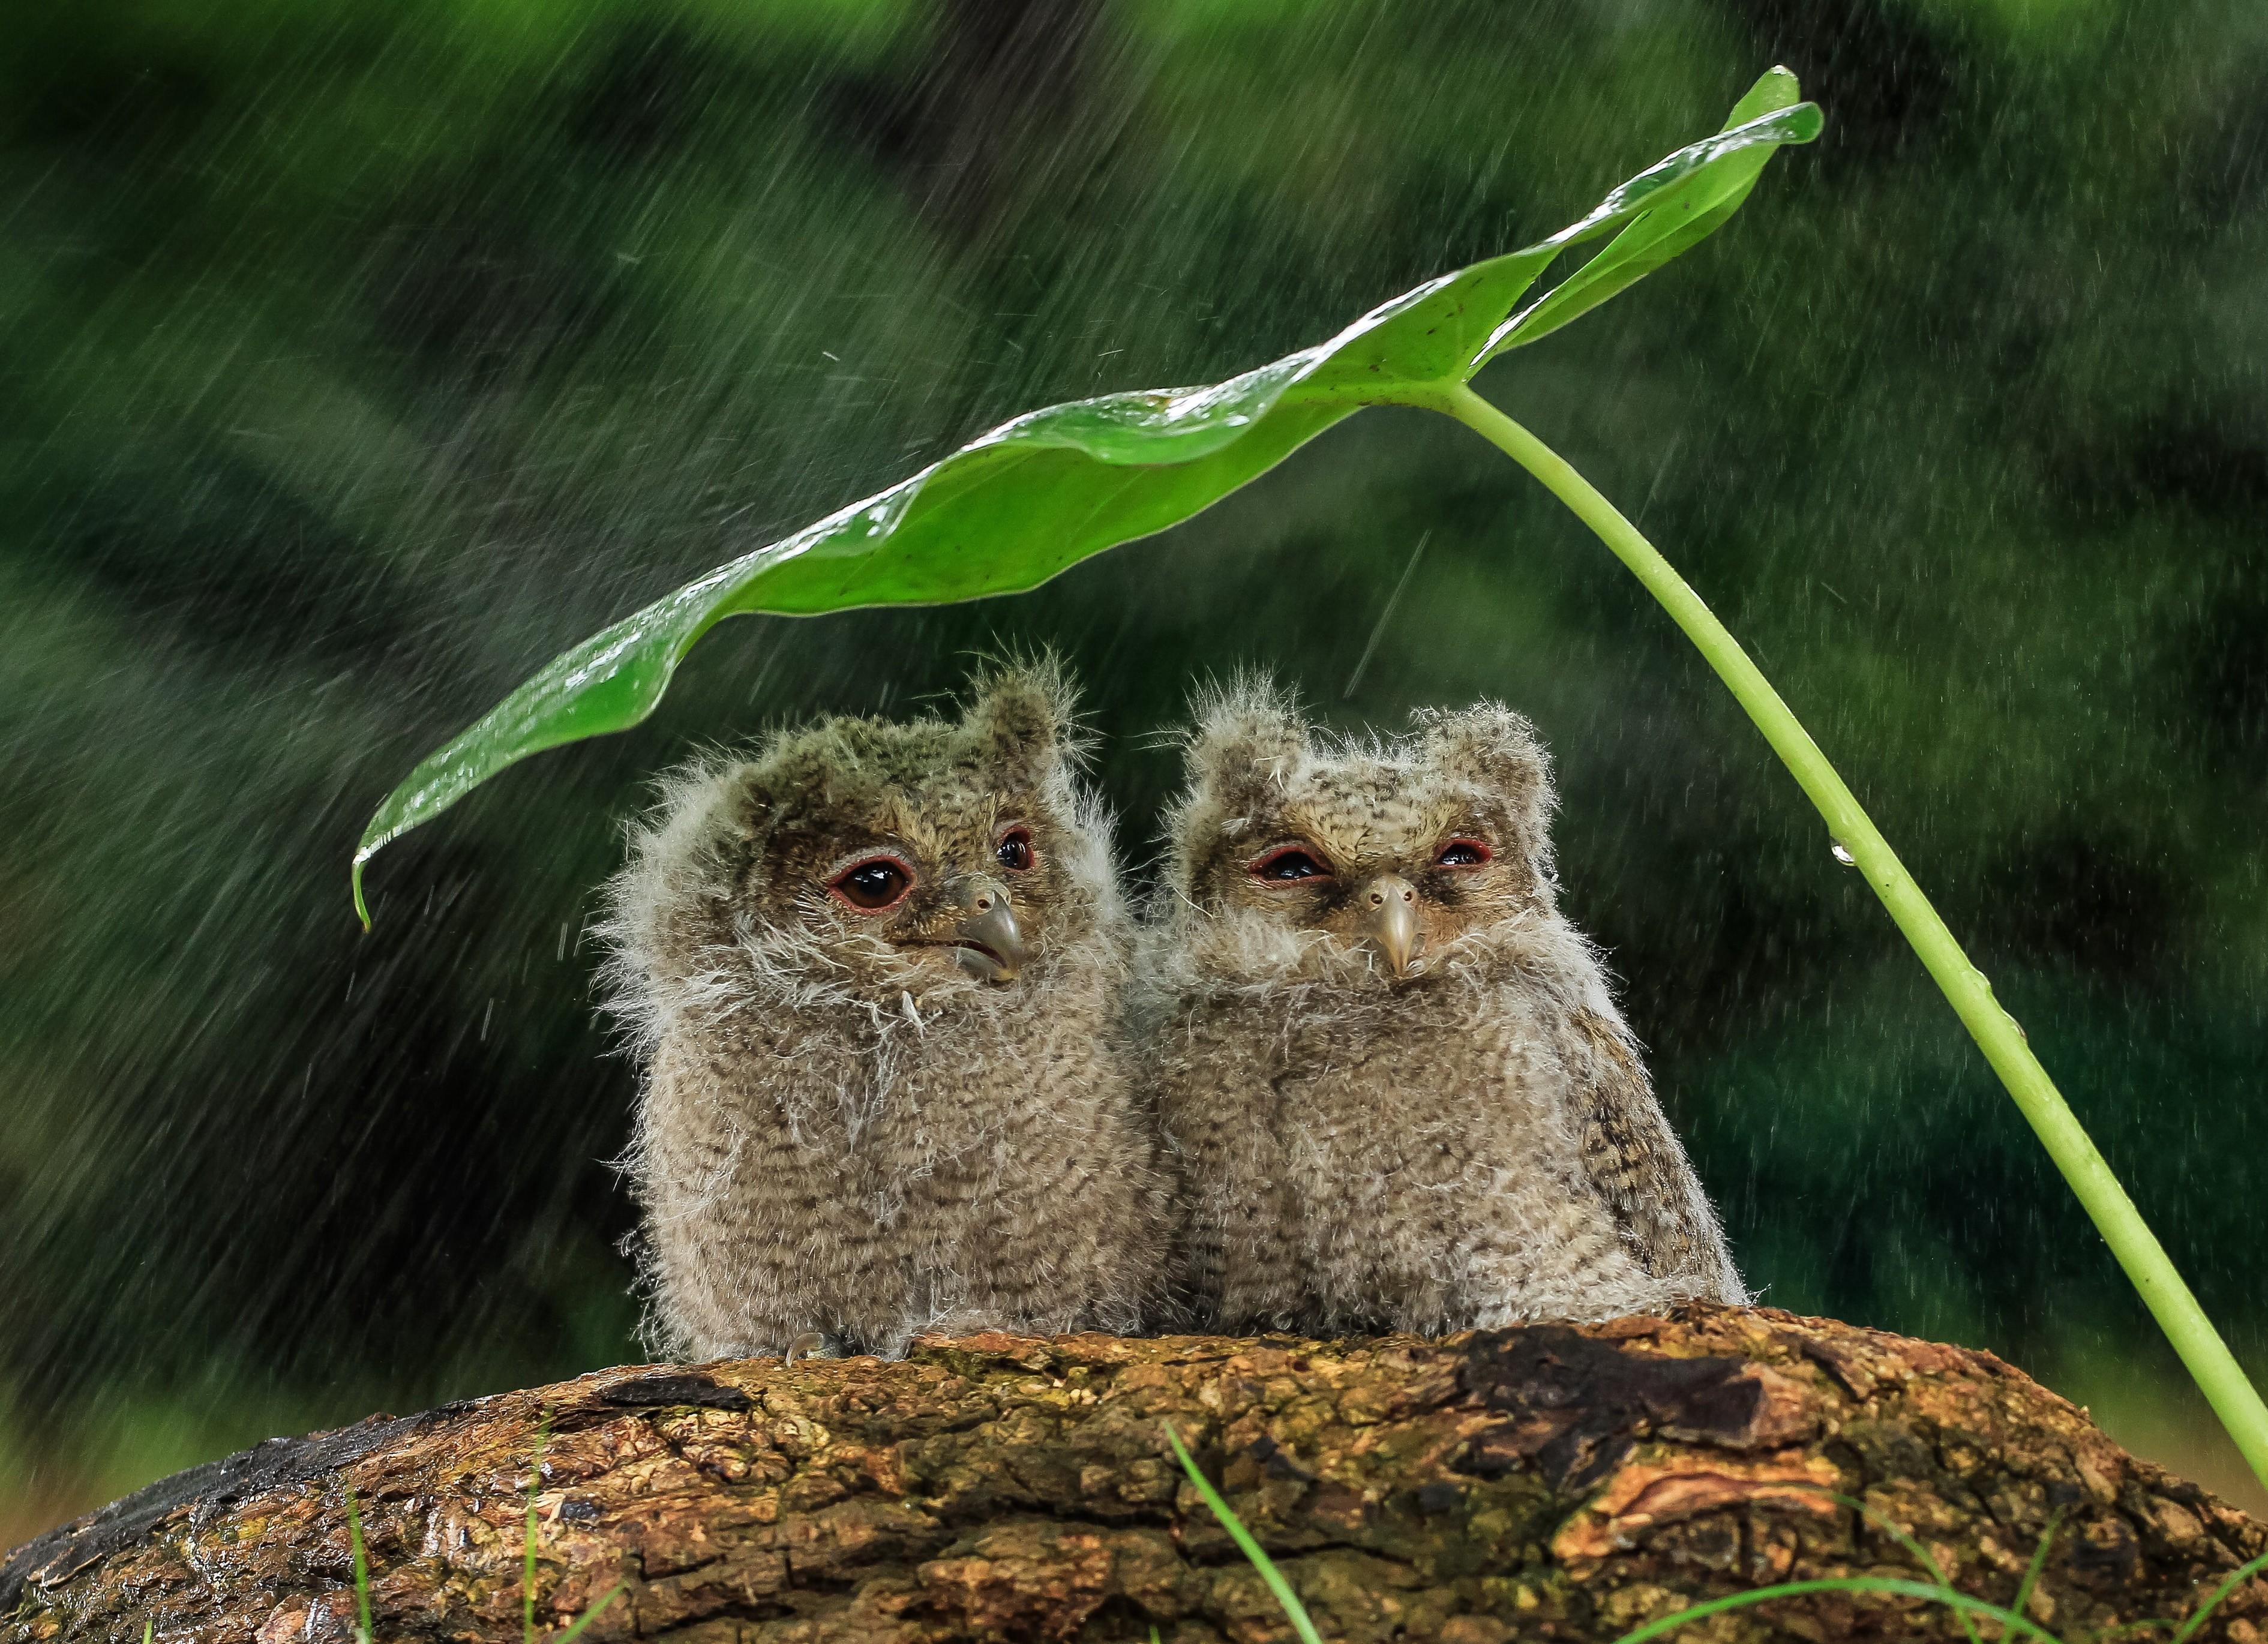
[599,662,1168,1360]
[1137,679,1744,1336]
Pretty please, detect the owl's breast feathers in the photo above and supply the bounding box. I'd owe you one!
[1159,955,1744,1307]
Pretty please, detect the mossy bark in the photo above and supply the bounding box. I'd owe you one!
[7,1307,2264,1643]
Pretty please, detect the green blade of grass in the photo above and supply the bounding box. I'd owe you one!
[2168,1550,2268,1644]
[549,1585,624,1644]
[2006,1510,2067,1642]
[523,1493,539,1644]
[1799,1486,1979,1644]
[344,1486,375,1644]
[1612,1551,2266,1644]
[523,1412,550,1644]
[1163,1422,1325,1644]
[1608,1577,2060,1644]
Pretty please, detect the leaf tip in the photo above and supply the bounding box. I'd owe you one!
[352,853,373,932]
[1726,65,1805,130]
[1736,67,1823,146]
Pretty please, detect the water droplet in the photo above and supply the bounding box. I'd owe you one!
[1830,842,1856,866]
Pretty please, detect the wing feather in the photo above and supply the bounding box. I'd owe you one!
[1571,1007,1747,1304]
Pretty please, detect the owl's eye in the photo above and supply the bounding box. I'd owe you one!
[831,856,914,912]
[1250,845,1331,883]
[1436,838,1493,869]
[995,826,1036,872]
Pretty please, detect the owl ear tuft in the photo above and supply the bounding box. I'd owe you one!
[1414,701,1556,841]
[961,654,1086,781]
[1181,673,1309,801]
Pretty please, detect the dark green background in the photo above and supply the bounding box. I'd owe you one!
[4,0,2263,1535]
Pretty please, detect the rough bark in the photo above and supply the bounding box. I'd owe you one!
[6,1307,2264,1643]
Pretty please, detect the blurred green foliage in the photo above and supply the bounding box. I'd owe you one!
[2,0,2264,1528]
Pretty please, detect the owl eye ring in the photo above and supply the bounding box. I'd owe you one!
[1249,844,1332,883]
[995,825,1036,872]
[829,853,916,913]
[1436,838,1493,869]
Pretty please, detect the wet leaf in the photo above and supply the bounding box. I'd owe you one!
[353,72,1819,922]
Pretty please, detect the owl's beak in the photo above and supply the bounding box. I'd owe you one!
[1357,873,1420,978]
[950,875,1027,985]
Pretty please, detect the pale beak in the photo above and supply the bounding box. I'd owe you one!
[950,874,1027,984]
[1357,873,1420,978]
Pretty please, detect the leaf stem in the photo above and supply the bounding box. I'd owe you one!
[1428,380,2268,1493]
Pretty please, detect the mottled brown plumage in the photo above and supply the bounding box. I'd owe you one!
[598,662,1168,1360]
[1138,679,1744,1336]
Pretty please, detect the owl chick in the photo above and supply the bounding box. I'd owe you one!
[1138,680,1745,1336]
[598,662,1168,1361]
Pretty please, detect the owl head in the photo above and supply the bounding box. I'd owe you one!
[1156,677,1560,987]
[600,658,1120,1043]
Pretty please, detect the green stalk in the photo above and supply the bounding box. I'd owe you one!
[1423,380,2268,1492]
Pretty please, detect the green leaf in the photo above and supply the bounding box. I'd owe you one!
[1481,67,1817,359]
[353,70,1819,922]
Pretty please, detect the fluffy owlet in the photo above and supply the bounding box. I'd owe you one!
[1138,680,1745,1336]
[598,662,1168,1360]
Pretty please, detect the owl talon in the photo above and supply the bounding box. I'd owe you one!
[784,1330,830,1364]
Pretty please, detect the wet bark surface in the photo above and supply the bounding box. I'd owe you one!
[7,1307,2264,1643]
